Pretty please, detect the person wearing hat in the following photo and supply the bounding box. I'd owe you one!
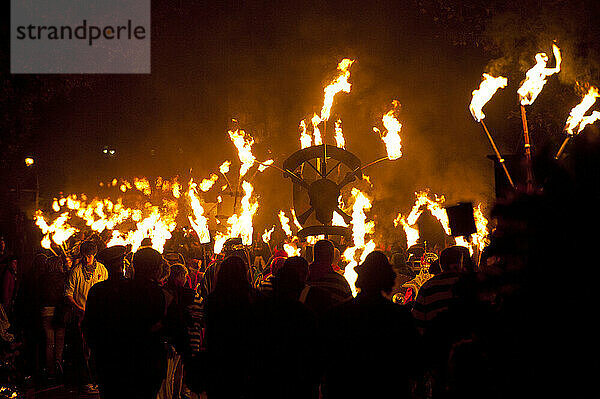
[64,240,108,394]
[321,251,420,399]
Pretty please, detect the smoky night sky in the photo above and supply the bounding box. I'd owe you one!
[2,0,600,239]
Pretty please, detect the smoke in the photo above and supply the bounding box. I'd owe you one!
[483,1,600,86]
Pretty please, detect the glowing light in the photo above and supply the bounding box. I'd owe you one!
[311,114,322,146]
[278,210,293,237]
[320,58,354,121]
[228,129,255,179]
[299,120,312,149]
[342,188,376,296]
[188,179,211,244]
[334,119,345,148]
[469,73,508,121]
[518,43,562,106]
[565,86,600,135]
[375,100,403,160]
[199,174,219,192]
[262,226,275,244]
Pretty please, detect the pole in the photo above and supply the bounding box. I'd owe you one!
[480,120,516,189]
[555,136,571,160]
[520,105,534,193]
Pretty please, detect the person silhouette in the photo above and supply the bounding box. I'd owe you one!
[321,251,420,399]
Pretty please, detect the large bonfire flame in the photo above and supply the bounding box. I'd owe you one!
[518,43,562,106]
[469,73,508,121]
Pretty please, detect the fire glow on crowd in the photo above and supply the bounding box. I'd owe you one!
[32,47,600,295]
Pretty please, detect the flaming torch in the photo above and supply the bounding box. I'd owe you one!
[373,100,403,161]
[556,86,600,159]
[517,43,562,191]
[469,73,514,188]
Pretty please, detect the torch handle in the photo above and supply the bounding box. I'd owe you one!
[555,136,571,160]
[480,120,515,189]
[520,105,534,193]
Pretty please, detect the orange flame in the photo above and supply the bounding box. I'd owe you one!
[262,226,275,244]
[188,179,211,244]
[469,73,508,121]
[278,210,293,237]
[342,188,376,296]
[228,129,256,178]
[375,100,403,160]
[334,119,345,148]
[320,58,354,121]
[565,86,600,135]
[518,43,562,106]
[219,160,231,175]
[199,174,219,192]
[311,114,322,146]
[299,120,312,149]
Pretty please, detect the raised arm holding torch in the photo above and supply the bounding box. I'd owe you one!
[469,73,515,188]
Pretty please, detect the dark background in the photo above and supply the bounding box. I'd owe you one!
[2,0,600,243]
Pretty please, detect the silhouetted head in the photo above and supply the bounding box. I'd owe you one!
[168,263,189,288]
[313,239,334,265]
[132,247,166,282]
[275,256,309,298]
[46,256,64,274]
[215,255,251,295]
[33,253,48,274]
[355,251,396,294]
[440,246,473,273]
[97,245,128,278]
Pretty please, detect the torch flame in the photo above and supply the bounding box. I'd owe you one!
[376,100,403,160]
[469,73,508,121]
[342,188,376,296]
[320,58,354,121]
[299,120,312,149]
[311,114,323,146]
[518,43,562,106]
[565,86,600,135]
[334,119,345,148]
[262,226,275,244]
[219,160,231,175]
[278,210,293,237]
[199,174,219,192]
[188,179,211,244]
[228,129,256,179]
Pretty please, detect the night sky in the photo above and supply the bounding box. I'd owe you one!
[2,0,600,237]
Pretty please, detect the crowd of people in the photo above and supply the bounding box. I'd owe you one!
[0,151,598,398]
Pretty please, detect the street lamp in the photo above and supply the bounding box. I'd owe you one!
[25,157,39,209]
